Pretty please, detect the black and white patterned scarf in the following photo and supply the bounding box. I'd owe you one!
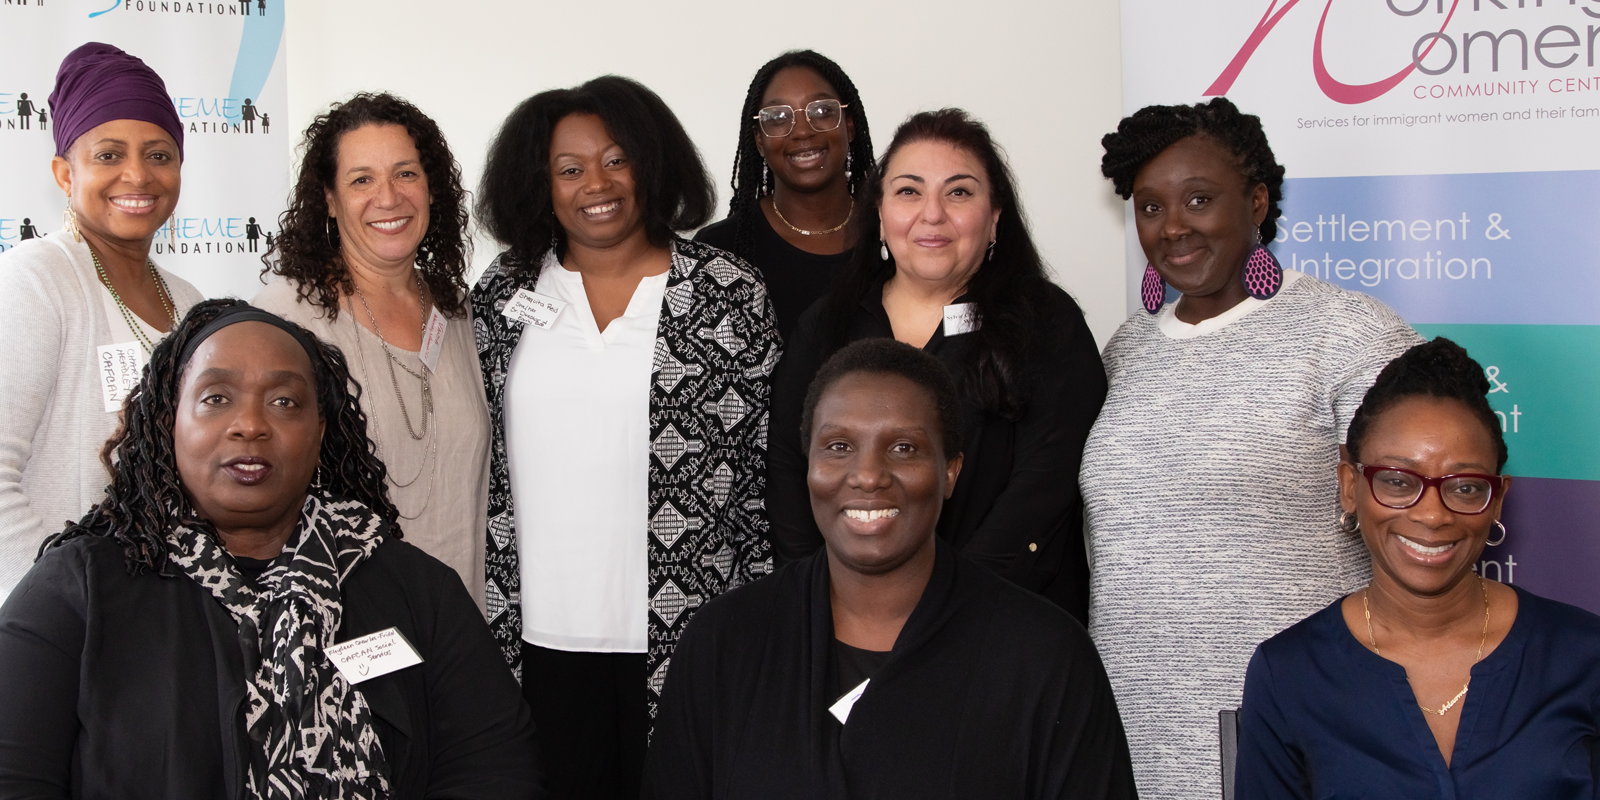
[167,489,392,799]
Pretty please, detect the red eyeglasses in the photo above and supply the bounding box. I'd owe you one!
[1353,463,1505,515]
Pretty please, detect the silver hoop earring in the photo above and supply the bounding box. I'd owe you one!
[325,216,339,249]
[986,239,996,262]
[879,240,889,262]
[1338,510,1360,535]
[1486,519,1507,547]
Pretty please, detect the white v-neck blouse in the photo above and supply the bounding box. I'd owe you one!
[504,263,669,653]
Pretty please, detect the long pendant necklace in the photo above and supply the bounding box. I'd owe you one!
[348,279,437,520]
[90,246,176,354]
[1363,576,1490,716]
[771,196,853,236]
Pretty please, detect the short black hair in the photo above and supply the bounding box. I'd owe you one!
[1346,337,1509,471]
[1100,96,1286,243]
[800,338,963,459]
[477,75,715,278]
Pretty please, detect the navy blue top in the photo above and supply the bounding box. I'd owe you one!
[1237,585,1600,799]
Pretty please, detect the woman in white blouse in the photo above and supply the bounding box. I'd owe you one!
[473,76,779,800]
[0,43,203,601]
[253,93,490,611]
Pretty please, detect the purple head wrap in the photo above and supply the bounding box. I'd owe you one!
[48,42,184,160]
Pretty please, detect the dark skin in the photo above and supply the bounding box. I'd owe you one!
[548,112,671,333]
[807,372,962,652]
[1337,396,1516,766]
[1131,135,1268,325]
[754,66,857,256]
[172,323,326,559]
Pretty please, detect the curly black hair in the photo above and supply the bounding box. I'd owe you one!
[477,75,714,280]
[724,50,874,260]
[48,299,398,575]
[800,338,964,459]
[262,92,471,320]
[1100,96,1286,243]
[1346,337,1508,471]
[822,108,1063,421]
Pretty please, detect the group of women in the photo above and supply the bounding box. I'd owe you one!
[0,40,1595,800]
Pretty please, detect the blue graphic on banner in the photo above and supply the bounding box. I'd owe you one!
[1272,170,1600,325]
[227,7,283,106]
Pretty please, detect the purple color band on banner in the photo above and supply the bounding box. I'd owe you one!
[1495,476,1600,616]
[48,42,184,160]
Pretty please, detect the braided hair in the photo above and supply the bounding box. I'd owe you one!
[726,50,874,260]
[49,299,398,575]
[1346,337,1509,471]
[1100,96,1286,243]
[263,92,471,320]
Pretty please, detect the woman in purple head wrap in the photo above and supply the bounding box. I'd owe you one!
[0,42,204,601]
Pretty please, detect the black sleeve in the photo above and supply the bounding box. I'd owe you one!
[765,304,827,563]
[414,556,548,799]
[0,545,87,799]
[641,602,721,800]
[1038,630,1138,800]
[693,218,736,251]
[959,293,1106,589]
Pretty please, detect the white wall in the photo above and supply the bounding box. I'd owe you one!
[283,0,1128,346]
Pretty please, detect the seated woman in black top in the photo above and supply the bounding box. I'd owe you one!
[644,338,1135,800]
[695,49,873,338]
[1237,338,1600,798]
[0,300,543,799]
[767,109,1107,622]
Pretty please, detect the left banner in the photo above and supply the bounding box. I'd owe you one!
[0,0,288,300]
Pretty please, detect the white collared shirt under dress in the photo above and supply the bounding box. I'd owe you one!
[1080,270,1426,800]
[504,262,669,653]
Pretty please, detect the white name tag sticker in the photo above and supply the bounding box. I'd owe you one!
[942,303,981,337]
[502,289,566,331]
[325,626,423,684]
[419,306,447,373]
[829,678,870,724]
[97,342,146,413]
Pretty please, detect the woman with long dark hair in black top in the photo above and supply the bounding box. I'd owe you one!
[696,50,873,338]
[766,109,1106,624]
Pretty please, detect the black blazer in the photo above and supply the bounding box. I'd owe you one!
[766,280,1107,623]
[0,535,544,799]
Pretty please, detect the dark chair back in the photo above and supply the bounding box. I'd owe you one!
[1219,708,1241,799]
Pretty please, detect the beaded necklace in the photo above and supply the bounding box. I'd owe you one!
[90,246,176,354]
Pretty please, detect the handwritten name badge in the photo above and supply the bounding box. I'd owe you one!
[942,302,981,337]
[419,306,448,373]
[97,342,147,413]
[502,289,566,331]
[325,626,423,684]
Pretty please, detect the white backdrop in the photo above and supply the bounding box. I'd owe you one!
[280,0,1129,346]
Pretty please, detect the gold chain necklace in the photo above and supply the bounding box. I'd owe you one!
[90,246,176,355]
[1363,576,1490,716]
[771,196,853,236]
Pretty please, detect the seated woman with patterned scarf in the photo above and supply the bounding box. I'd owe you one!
[0,299,545,798]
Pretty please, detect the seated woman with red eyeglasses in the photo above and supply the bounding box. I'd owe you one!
[1236,337,1600,799]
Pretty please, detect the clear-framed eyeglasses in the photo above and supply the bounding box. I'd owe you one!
[753,99,849,138]
[1354,463,1505,515]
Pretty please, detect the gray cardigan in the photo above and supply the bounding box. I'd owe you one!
[0,231,203,600]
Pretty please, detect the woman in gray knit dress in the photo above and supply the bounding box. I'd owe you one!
[1081,98,1423,799]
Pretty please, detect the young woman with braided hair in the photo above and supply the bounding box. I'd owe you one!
[0,299,543,798]
[695,50,873,338]
[1080,97,1423,798]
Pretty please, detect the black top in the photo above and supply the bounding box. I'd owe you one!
[829,640,890,703]
[696,213,851,340]
[0,535,546,799]
[641,539,1137,800]
[1238,585,1600,799]
[232,554,273,587]
[767,279,1107,623]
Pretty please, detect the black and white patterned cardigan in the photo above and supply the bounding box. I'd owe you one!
[471,237,778,712]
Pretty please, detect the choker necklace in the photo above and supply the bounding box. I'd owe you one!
[771,196,853,236]
[1363,576,1490,717]
[90,246,176,354]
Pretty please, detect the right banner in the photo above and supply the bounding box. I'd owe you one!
[1120,0,1600,613]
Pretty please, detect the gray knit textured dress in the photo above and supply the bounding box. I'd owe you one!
[1081,271,1422,800]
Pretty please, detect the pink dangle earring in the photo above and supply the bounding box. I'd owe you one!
[1241,227,1284,301]
[1141,263,1165,314]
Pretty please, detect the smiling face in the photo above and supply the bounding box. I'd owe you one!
[173,322,325,540]
[1131,135,1267,306]
[51,119,181,247]
[754,66,854,195]
[879,140,1000,295]
[808,371,962,577]
[324,123,431,272]
[1340,396,1511,597]
[549,112,647,252]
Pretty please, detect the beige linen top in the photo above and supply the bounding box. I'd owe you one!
[254,278,490,612]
